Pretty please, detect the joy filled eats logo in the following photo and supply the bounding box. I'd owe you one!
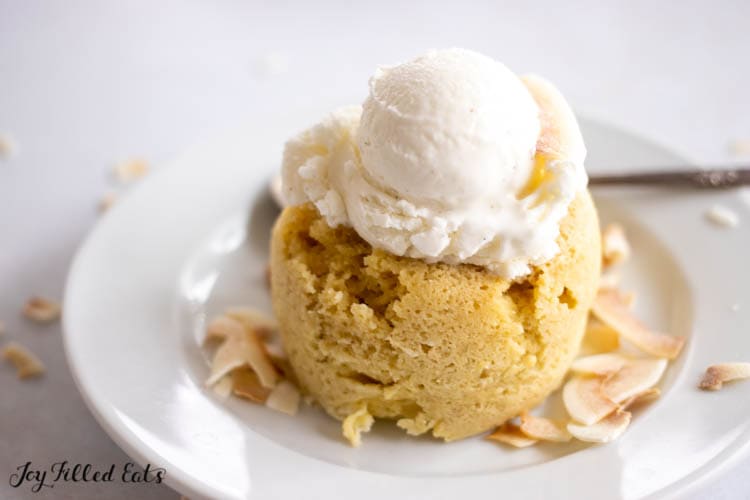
[9,461,165,493]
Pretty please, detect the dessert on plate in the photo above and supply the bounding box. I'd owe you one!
[269,48,601,441]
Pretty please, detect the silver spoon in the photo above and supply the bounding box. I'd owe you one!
[270,168,750,208]
[589,168,750,189]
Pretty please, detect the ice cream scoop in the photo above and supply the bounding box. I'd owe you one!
[282,48,587,278]
[357,48,540,208]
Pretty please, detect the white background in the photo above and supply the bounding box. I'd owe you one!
[1,1,749,498]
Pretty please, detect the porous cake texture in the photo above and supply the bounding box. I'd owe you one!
[270,193,600,441]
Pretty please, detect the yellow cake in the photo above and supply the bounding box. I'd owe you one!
[270,192,600,441]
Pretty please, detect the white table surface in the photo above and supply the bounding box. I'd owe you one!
[1,1,749,499]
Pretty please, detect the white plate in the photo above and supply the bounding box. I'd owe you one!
[63,112,750,500]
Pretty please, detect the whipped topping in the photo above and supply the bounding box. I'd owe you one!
[282,48,588,278]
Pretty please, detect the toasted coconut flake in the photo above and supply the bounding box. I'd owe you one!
[22,296,61,323]
[232,368,271,403]
[204,313,279,389]
[699,363,750,391]
[602,358,667,403]
[602,224,631,267]
[266,380,300,415]
[519,412,571,442]
[243,329,279,388]
[224,307,278,335]
[0,133,18,159]
[486,423,538,448]
[571,353,630,376]
[205,315,246,343]
[563,376,618,425]
[114,158,149,182]
[342,404,374,447]
[206,333,249,386]
[2,342,45,379]
[620,387,661,410]
[268,352,296,384]
[592,289,684,359]
[580,317,620,355]
[211,376,233,398]
[99,193,117,212]
[568,410,632,443]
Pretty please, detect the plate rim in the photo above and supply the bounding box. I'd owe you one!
[62,115,750,500]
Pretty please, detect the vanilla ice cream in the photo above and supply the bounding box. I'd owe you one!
[282,48,587,278]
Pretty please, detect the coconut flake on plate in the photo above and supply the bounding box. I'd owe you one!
[699,363,750,391]
[580,317,620,355]
[562,376,618,426]
[204,315,279,388]
[519,412,571,442]
[224,306,278,336]
[211,376,234,398]
[592,289,684,359]
[567,410,632,443]
[265,380,300,415]
[486,422,538,448]
[620,387,661,410]
[570,353,630,376]
[705,205,739,228]
[602,358,667,404]
[232,368,272,403]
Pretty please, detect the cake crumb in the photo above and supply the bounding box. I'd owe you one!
[396,412,436,436]
[705,205,739,228]
[2,342,45,379]
[23,296,61,323]
[342,404,374,447]
[0,133,18,159]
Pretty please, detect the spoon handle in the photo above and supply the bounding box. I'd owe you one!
[589,168,750,189]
